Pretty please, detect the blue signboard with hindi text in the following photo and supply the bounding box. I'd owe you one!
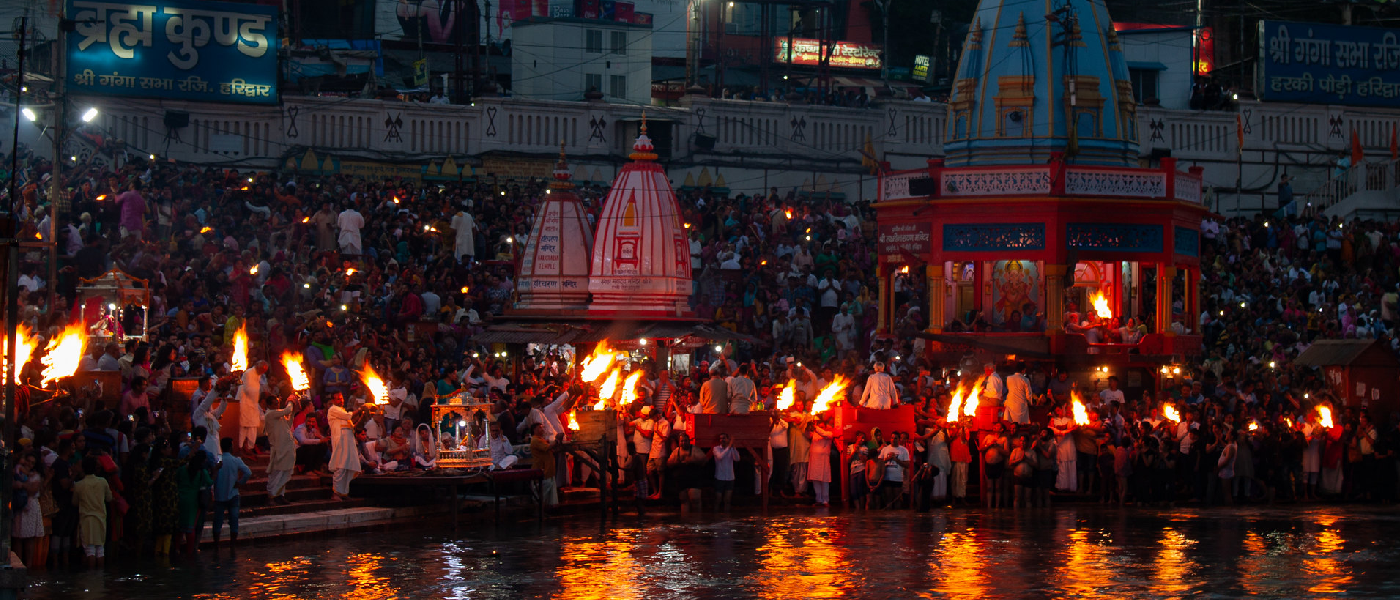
[1258,20,1400,107]
[66,0,279,104]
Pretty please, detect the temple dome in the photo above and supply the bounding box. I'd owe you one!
[513,145,594,312]
[942,0,1139,167]
[587,120,694,319]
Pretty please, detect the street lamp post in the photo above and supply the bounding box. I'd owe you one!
[876,0,892,88]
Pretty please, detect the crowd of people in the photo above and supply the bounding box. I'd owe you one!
[4,144,1400,570]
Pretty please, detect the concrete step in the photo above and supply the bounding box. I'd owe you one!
[243,473,324,491]
[239,485,334,508]
[241,497,368,519]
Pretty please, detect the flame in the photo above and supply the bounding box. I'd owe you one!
[946,388,964,421]
[230,324,249,372]
[96,195,107,201]
[963,377,985,417]
[200,226,212,234]
[249,264,259,275]
[40,324,87,386]
[567,411,581,431]
[1285,417,1294,429]
[1071,391,1092,426]
[7,326,34,386]
[1092,292,1113,319]
[785,210,793,219]
[361,363,389,405]
[579,342,617,383]
[302,217,310,223]
[1318,405,1334,429]
[619,371,645,406]
[281,352,310,391]
[460,286,470,294]
[810,375,849,415]
[596,368,622,407]
[776,380,797,410]
[1248,421,1259,431]
[1163,403,1181,422]
[346,268,357,276]
[33,232,41,240]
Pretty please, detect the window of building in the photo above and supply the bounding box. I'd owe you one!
[610,75,626,98]
[1129,69,1158,104]
[586,73,603,93]
[586,30,603,54]
[610,31,627,55]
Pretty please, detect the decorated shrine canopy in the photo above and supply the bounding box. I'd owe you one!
[473,322,755,348]
[77,268,153,341]
[876,159,1209,269]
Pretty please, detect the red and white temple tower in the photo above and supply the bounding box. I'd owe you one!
[512,145,595,314]
[587,120,694,319]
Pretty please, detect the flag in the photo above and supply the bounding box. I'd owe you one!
[1390,124,1397,161]
[1352,127,1365,166]
[1236,114,1244,155]
[860,132,880,175]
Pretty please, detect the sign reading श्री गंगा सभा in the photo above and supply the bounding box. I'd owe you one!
[66,0,278,105]
[1257,20,1400,108]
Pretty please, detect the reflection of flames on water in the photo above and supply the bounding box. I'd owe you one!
[754,523,852,600]
[1304,517,1353,595]
[928,529,988,598]
[1052,524,1113,599]
[1154,528,1197,597]
[557,537,642,600]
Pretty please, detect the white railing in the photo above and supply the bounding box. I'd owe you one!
[1301,158,1400,214]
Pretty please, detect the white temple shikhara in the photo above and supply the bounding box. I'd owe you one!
[513,142,596,314]
[512,119,695,320]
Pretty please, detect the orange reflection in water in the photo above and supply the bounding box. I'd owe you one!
[1153,528,1198,596]
[343,552,396,599]
[243,556,316,600]
[1051,528,1114,599]
[753,521,853,599]
[555,536,642,600]
[1238,531,1272,596]
[927,530,988,598]
[1304,517,1353,596]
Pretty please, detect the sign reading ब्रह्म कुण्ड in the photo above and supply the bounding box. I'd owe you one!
[1258,20,1400,108]
[66,0,278,105]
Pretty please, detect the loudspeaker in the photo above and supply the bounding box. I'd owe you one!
[164,110,189,129]
[694,133,716,151]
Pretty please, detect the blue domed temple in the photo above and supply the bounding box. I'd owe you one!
[874,0,1210,385]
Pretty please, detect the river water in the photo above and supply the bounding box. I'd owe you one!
[29,506,1400,599]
